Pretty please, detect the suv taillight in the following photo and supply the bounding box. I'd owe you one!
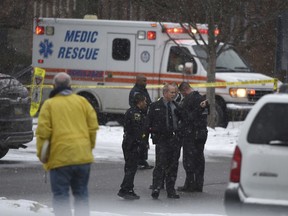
[230,146,242,183]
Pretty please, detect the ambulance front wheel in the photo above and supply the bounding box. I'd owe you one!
[78,92,107,125]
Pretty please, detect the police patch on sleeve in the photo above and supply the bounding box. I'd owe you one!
[134,113,141,121]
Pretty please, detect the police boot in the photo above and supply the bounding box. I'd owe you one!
[194,176,204,192]
[177,178,196,192]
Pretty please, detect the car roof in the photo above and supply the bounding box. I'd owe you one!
[239,93,288,140]
[257,93,288,103]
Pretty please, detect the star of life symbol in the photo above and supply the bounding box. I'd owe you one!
[39,39,53,58]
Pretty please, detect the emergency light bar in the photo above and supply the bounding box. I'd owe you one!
[163,25,219,36]
[196,28,220,36]
[165,27,188,34]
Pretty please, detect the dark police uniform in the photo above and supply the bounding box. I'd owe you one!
[129,84,152,168]
[180,91,208,192]
[129,84,152,107]
[118,105,147,198]
[146,98,182,198]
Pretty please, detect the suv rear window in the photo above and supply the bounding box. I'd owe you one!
[247,103,288,144]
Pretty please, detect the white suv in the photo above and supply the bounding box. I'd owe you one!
[224,93,288,216]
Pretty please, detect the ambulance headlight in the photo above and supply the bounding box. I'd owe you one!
[229,88,247,98]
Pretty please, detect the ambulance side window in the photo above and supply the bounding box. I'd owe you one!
[112,39,130,61]
[167,46,196,74]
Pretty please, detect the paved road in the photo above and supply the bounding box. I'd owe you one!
[0,156,231,215]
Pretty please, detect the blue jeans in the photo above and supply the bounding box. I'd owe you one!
[50,164,91,216]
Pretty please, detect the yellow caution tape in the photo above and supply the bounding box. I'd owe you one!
[273,79,278,91]
[26,78,278,90]
[30,67,46,117]
[187,79,278,89]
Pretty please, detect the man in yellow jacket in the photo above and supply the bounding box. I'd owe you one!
[36,72,98,216]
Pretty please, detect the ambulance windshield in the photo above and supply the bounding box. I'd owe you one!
[193,45,252,73]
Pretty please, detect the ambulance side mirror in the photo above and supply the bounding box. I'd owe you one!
[184,62,194,74]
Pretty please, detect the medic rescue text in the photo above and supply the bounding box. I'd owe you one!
[58,30,99,60]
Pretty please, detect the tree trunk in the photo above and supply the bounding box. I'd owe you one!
[206,0,217,129]
[206,47,217,129]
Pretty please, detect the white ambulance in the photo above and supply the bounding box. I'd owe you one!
[32,17,277,127]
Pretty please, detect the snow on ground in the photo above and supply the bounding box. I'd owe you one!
[1,120,243,215]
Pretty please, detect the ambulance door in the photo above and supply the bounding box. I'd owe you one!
[103,34,136,113]
[136,45,155,101]
[106,34,135,72]
[165,45,198,83]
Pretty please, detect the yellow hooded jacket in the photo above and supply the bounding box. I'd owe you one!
[36,93,99,170]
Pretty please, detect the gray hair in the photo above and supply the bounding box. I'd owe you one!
[162,83,174,94]
[53,72,72,88]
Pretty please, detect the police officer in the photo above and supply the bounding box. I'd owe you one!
[146,84,182,199]
[129,74,153,169]
[118,94,148,200]
[178,82,209,192]
[129,75,152,107]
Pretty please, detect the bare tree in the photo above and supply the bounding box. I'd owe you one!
[0,0,29,28]
[134,0,288,128]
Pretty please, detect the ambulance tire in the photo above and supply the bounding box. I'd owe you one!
[215,100,228,128]
[114,114,124,126]
[78,92,107,125]
[100,113,124,126]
